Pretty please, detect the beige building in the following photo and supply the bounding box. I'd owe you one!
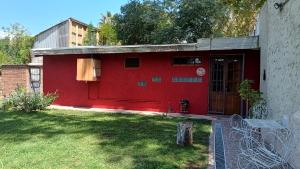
[32,18,98,64]
[33,17,98,49]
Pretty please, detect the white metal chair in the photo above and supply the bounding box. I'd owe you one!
[229,114,250,139]
[237,128,295,169]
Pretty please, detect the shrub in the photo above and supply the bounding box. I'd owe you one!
[2,86,57,112]
[239,80,263,117]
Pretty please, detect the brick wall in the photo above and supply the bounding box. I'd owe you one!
[0,64,43,98]
[0,76,3,98]
[0,65,30,98]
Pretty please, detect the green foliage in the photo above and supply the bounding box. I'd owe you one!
[98,12,119,45]
[220,0,267,36]
[0,38,12,65]
[0,23,34,64]
[11,35,34,64]
[114,0,168,45]
[0,51,12,65]
[2,86,57,112]
[113,0,267,44]
[175,0,228,42]
[99,23,118,45]
[239,80,262,106]
[83,23,98,46]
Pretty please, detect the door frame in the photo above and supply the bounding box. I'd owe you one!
[208,53,245,115]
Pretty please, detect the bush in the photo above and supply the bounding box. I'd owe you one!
[239,80,263,117]
[239,80,262,106]
[2,87,57,112]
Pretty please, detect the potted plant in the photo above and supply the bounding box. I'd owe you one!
[239,80,263,118]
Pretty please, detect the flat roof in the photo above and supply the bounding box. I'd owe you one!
[31,36,259,57]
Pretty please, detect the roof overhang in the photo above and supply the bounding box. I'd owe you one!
[31,36,259,57]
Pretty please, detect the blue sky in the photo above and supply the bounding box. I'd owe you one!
[0,0,128,36]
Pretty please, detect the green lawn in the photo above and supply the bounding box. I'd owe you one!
[0,110,211,169]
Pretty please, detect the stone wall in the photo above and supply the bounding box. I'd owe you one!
[259,0,300,168]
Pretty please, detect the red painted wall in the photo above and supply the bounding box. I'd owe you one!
[244,50,260,90]
[43,50,260,115]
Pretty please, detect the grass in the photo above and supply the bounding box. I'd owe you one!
[0,110,211,169]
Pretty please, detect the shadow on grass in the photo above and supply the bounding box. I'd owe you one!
[0,110,211,169]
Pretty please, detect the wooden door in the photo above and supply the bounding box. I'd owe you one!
[209,56,243,115]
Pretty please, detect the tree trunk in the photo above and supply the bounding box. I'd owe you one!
[176,122,193,146]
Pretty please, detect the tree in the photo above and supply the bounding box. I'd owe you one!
[114,0,173,45]
[98,23,118,45]
[0,23,34,64]
[175,0,228,42]
[100,12,113,25]
[114,0,229,44]
[113,0,266,44]
[0,51,11,65]
[220,0,266,36]
[98,12,119,45]
[83,23,97,46]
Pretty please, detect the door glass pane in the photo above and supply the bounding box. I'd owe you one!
[212,59,224,92]
[226,60,240,93]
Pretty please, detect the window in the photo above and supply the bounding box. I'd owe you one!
[173,57,202,65]
[72,32,76,35]
[172,77,202,83]
[76,58,101,81]
[30,67,41,92]
[125,58,140,68]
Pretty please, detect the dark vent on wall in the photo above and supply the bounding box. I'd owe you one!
[138,81,147,87]
[152,76,162,82]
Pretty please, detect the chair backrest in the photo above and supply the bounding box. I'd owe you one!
[230,114,243,129]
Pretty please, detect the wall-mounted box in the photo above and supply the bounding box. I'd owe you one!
[76,58,101,81]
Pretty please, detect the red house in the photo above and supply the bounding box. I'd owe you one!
[32,37,260,115]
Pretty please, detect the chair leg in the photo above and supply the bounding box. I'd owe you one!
[281,163,291,169]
